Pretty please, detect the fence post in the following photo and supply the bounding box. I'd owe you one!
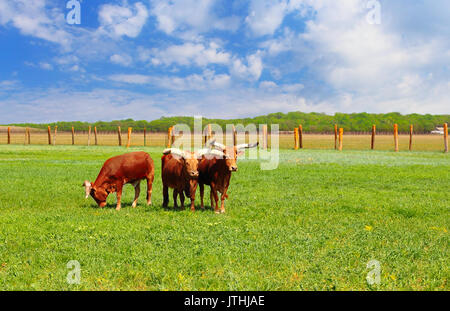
[394,124,399,152]
[87,126,91,146]
[167,126,173,148]
[53,126,57,146]
[371,125,376,150]
[47,126,52,145]
[25,127,29,145]
[7,127,11,144]
[299,125,303,149]
[334,124,338,150]
[444,123,448,153]
[144,128,147,147]
[127,127,132,148]
[294,128,299,150]
[71,126,75,145]
[409,125,413,151]
[338,128,343,151]
[232,125,237,147]
[260,125,267,150]
[117,126,122,146]
[94,126,98,146]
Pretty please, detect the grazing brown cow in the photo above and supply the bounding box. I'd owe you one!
[83,151,155,210]
[161,148,206,211]
[198,141,258,214]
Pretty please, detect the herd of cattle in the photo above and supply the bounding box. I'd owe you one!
[83,140,258,214]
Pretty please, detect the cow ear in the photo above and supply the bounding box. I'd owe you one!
[237,150,244,157]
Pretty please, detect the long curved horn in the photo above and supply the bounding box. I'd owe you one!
[237,142,259,150]
[163,148,185,158]
[207,138,226,151]
[195,148,210,158]
[204,149,227,159]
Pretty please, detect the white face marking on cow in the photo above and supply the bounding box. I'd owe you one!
[83,180,92,199]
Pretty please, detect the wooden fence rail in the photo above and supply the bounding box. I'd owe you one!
[2,125,449,152]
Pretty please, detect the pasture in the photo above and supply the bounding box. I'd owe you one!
[0,145,448,290]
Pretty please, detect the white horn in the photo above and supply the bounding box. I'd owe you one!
[205,149,227,159]
[163,148,185,158]
[210,139,226,151]
[195,148,210,158]
[237,142,259,150]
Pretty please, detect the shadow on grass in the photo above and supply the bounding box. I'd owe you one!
[84,201,217,213]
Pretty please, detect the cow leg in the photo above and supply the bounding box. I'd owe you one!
[146,173,154,205]
[199,183,205,210]
[209,187,214,209]
[220,188,228,214]
[116,182,124,211]
[162,184,169,208]
[132,181,141,208]
[173,189,178,209]
[179,190,185,210]
[210,184,220,214]
[189,181,198,212]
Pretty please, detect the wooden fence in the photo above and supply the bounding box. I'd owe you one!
[1,124,449,152]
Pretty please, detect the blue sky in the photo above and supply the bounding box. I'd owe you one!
[0,0,449,123]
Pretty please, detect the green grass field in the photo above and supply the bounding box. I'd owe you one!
[0,145,448,290]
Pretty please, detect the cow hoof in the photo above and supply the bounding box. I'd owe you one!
[147,201,152,205]
[132,203,137,208]
[116,207,121,211]
[214,210,220,214]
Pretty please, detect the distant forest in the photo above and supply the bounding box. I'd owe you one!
[8,112,449,134]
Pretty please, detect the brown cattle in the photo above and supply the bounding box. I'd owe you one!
[198,141,258,214]
[83,151,155,210]
[161,148,206,211]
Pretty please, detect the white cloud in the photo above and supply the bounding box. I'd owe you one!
[109,70,231,91]
[151,0,240,36]
[144,42,231,67]
[110,54,133,67]
[253,0,450,113]
[39,62,53,70]
[98,2,149,38]
[231,52,263,81]
[0,80,20,91]
[246,0,288,36]
[0,0,72,48]
[109,74,151,85]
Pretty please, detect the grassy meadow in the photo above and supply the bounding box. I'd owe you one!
[0,145,448,290]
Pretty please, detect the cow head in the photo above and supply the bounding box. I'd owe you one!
[83,180,108,207]
[163,148,206,178]
[209,140,258,172]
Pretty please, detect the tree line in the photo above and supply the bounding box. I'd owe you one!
[8,112,449,134]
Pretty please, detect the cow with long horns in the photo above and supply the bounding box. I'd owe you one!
[198,140,258,214]
[161,148,208,211]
